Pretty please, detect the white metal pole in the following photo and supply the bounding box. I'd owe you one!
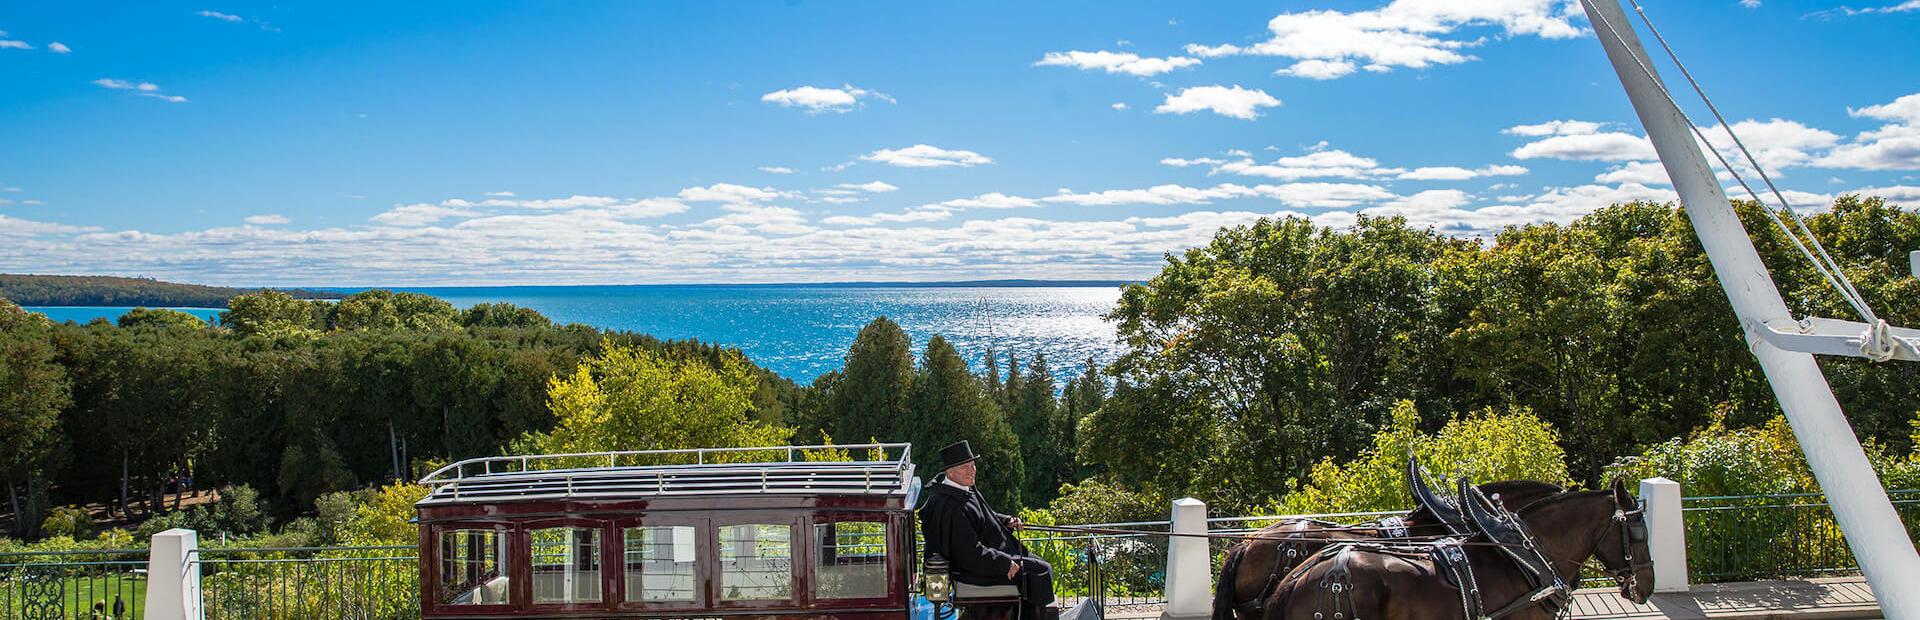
[1580,0,1920,615]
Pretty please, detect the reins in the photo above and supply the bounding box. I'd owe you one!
[1020,523,1537,548]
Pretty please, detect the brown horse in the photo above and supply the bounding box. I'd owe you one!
[1264,479,1654,620]
[1211,479,1563,620]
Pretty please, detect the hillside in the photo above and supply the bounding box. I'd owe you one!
[0,274,343,307]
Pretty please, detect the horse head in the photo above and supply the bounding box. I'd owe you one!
[1592,478,1655,604]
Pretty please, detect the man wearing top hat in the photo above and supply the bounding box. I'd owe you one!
[920,440,1058,620]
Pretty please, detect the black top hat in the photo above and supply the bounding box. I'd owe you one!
[937,441,979,471]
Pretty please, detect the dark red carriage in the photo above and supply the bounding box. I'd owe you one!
[414,444,922,619]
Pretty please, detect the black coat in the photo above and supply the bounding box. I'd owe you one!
[919,478,1027,584]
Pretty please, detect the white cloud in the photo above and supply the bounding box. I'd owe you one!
[1511,131,1657,162]
[1275,59,1358,80]
[1741,0,1761,8]
[1397,164,1529,180]
[1041,182,1396,209]
[484,191,515,197]
[1848,185,1920,203]
[822,208,954,226]
[1034,50,1202,77]
[860,145,993,168]
[1594,161,1672,185]
[1112,102,1129,111]
[760,84,894,114]
[197,10,244,22]
[928,193,1039,210]
[1043,184,1251,206]
[1184,1,1584,78]
[484,194,624,209]
[0,214,94,236]
[244,214,290,225]
[0,40,31,50]
[371,203,480,226]
[759,166,797,174]
[1504,120,1605,137]
[48,42,71,54]
[1849,92,1920,123]
[94,78,159,91]
[1807,1,1920,17]
[1213,149,1389,180]
[702,205,812,235]
[835,181,899,193]
[1816,93,1920,170]
[1168,145,1526,183]
[1154,85,1281,120]
[1376,189,1474,212]
[677,184,786,203]
[93,78,188,103]
[1701,118,1840,171]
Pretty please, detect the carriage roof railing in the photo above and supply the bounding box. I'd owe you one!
[416,443,915,505]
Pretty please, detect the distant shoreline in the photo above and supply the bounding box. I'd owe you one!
[313,279,1134,292]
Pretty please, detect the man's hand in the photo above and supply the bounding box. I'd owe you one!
[1007,560,1021,579]
[1004,515,1024,530]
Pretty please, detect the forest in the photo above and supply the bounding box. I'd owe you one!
[1,195,1916,545]
[0,273,342,307]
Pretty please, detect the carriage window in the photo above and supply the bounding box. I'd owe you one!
[719,523,793,601]
[531,527,602,604]
[814,521,889,599]
[625,526,698,603]
[438,528,511,606]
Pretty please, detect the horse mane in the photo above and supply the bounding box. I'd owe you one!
[1516,488,1614,518]
[1478,479,1565,511]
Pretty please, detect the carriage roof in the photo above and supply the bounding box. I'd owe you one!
[415,443,917,507]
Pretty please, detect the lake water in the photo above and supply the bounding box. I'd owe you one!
[25,285,1126,384]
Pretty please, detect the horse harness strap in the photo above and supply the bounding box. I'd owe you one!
[1460,479,1573,619]
[1235,518,1372,618]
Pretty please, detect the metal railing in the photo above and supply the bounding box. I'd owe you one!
[418,443,916,504]
[0,549,148,620]
[1021,520,1172,611]
[1683,488,1920,581]
[195,546,418,620]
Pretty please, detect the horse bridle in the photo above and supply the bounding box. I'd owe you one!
[1594,502,1654,600]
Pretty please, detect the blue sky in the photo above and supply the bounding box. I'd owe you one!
[1,0,1917,285]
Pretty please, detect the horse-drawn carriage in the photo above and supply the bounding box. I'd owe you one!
[411,443,1653,620]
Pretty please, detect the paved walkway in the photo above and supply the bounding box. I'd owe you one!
[1096,576,1878,620]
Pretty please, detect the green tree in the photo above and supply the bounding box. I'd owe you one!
[461,302,552,329]
[117,307,211,331]
[821,317,915,444]
[332,290,458,331]
[0,298,53,331]
[1277,401,1572,514]
[1010,353,1070,507]
[1,332,69,536]
[221,290,319,337]
[526,345,791,454]
[1060,359,1105,478]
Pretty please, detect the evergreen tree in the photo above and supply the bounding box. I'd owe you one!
[1010,354,1069,506]
[824,317,915,444]
[909,336,1025,509]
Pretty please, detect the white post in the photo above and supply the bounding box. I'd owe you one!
[144,528,202,620]
[1639,477,1689,592]
[1161,497,1209,620]
[1582,1,1920,616]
